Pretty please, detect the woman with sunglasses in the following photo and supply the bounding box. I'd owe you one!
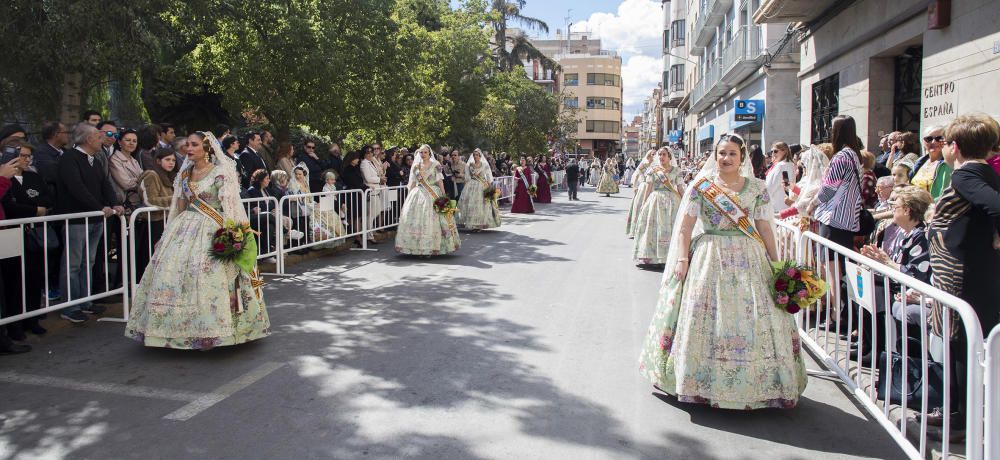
[910,125,952,200]
[764,142,797,212]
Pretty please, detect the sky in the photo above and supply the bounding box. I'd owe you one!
[452,0,664,121]
[513,0,663,121]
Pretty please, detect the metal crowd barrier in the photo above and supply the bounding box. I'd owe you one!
[365,185,408,234]
[275,189,366,272]
[551,170,566,191]
[0,211,129,325]
[493,176,515,205]
[774,219,801,262]
[985,325,1000,460]
[794,231,984,460]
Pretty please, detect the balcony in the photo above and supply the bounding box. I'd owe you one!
[690,0,733,55]
[663,80,685,108]
[689,58,730,113]
[720,26,762,85]
[753,0,840,24]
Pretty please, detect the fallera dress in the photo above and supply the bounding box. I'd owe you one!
[596,162,620,195]
[588,164,601,186]
[626,161,653,237]
[534,165,552,203]
[126,169,270,349]
[632,166,681,265]
[511,166,535,214]
[395,164,461,255]
[638,177,807,409]
[457,163,501,230]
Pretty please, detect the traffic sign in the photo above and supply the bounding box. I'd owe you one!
[735,99,765,122]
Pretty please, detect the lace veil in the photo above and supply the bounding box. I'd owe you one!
[168,131,250,226]
[660,134,777,286]
[466,148,493,183]
[407,144,440,190]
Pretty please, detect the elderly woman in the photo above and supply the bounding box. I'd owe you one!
[861,185,933,307]
[910,125,952,199]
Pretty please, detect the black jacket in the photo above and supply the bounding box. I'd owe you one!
[385,161,404,187]
[340,164,366,191]
[32,143,63,193]
[2,171,54,219]
[295,153,328,193]
[565,164,580,182]
[239,148,267,189]
[55,148,118,214]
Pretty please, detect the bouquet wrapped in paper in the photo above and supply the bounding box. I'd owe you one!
[770,260,829,314]
[433,196,458,215]
[209,220,259,275]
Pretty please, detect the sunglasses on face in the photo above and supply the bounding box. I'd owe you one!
[924,135,944,143]
[305,145,315,149]
[104,131,117,138]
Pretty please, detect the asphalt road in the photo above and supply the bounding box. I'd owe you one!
[0,186,907,459]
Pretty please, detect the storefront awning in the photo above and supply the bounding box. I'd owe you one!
[697,124,715,141]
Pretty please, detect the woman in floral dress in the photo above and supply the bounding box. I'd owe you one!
[395,144,461,255]
[639,134,806,409]
[633,148,682,265]
[126,132,270,349]
[457,149,501,230]
[626,149,656,237]
[596,158,620,196]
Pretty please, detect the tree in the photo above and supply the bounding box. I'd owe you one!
[489,1,555,73]
[475,71,558,154]
[0,0,174,125]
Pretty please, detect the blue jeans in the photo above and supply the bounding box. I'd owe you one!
[60,221,105,314]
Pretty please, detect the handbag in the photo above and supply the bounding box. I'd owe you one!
[858,207,876,236]
[875,349,945,410]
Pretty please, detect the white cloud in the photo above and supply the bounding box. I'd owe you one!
[571,0,663,119]
[571,0,662,56]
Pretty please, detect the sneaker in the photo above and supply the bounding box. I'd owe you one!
[288,230,305,240]
[60,311,89,323]
[81,304,107,315]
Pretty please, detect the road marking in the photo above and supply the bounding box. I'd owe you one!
[0,371,208,402]
[162,361,284,421]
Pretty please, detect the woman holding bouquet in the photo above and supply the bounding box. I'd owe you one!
[632,148,682,265]
[596,157,620,196]
[639,134,806,409]
[533,156,552,204]
[395,144,461,255]
[511,157,535,214]
[457,149,501,230]
[126,132,270,349]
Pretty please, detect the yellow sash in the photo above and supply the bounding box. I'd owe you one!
[693,177,764,246]
[417,172,457,235]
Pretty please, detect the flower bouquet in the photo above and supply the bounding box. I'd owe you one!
[528,185,537,197]
[433,196,457,215]
[210,220,259,274]
[770,260,829,314]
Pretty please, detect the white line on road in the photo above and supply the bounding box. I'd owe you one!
[162,361,284,421]
[0,371,209,402]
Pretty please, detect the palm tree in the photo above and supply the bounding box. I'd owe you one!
[490,0,557,72]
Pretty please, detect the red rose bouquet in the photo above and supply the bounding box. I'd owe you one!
[209,220,259,274]
[528,185,537,197]
[770,260,828,314]
[433,196,457,215]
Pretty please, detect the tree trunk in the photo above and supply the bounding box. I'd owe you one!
[59,72,83,126]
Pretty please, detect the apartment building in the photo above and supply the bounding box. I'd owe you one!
[662,0,690,154]
[623,117,641,159]
[756,0,1000,148]
[680,0,799,156]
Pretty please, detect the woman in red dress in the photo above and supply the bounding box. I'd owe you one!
[533,156,552,204]
[511,158,535,213]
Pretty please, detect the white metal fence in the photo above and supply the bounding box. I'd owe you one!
[275,189,368,270]
[0,211,129,326]
[493,176,515,205]
[784,230,986,459]
[985,325,1000,460]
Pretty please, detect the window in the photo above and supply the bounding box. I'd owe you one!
[810,73,839,144]
[669,64,685,92]
[564,73,578,86]
[663,29,669,49]
[564,97,579,108]
[586,120,620,133]
[671,20,685,48]
[586,73,620,87]
[586,97,620,110]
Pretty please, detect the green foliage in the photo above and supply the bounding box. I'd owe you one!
[475,71,558,154]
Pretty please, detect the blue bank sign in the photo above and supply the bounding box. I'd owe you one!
[734,100,765,122]
[667,130,682,142]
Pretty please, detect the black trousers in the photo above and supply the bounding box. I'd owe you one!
[567,181,578,199]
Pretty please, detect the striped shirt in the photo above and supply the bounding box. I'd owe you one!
[814,147,862,232]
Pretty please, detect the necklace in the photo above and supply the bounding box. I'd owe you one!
[717,175,742,190]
